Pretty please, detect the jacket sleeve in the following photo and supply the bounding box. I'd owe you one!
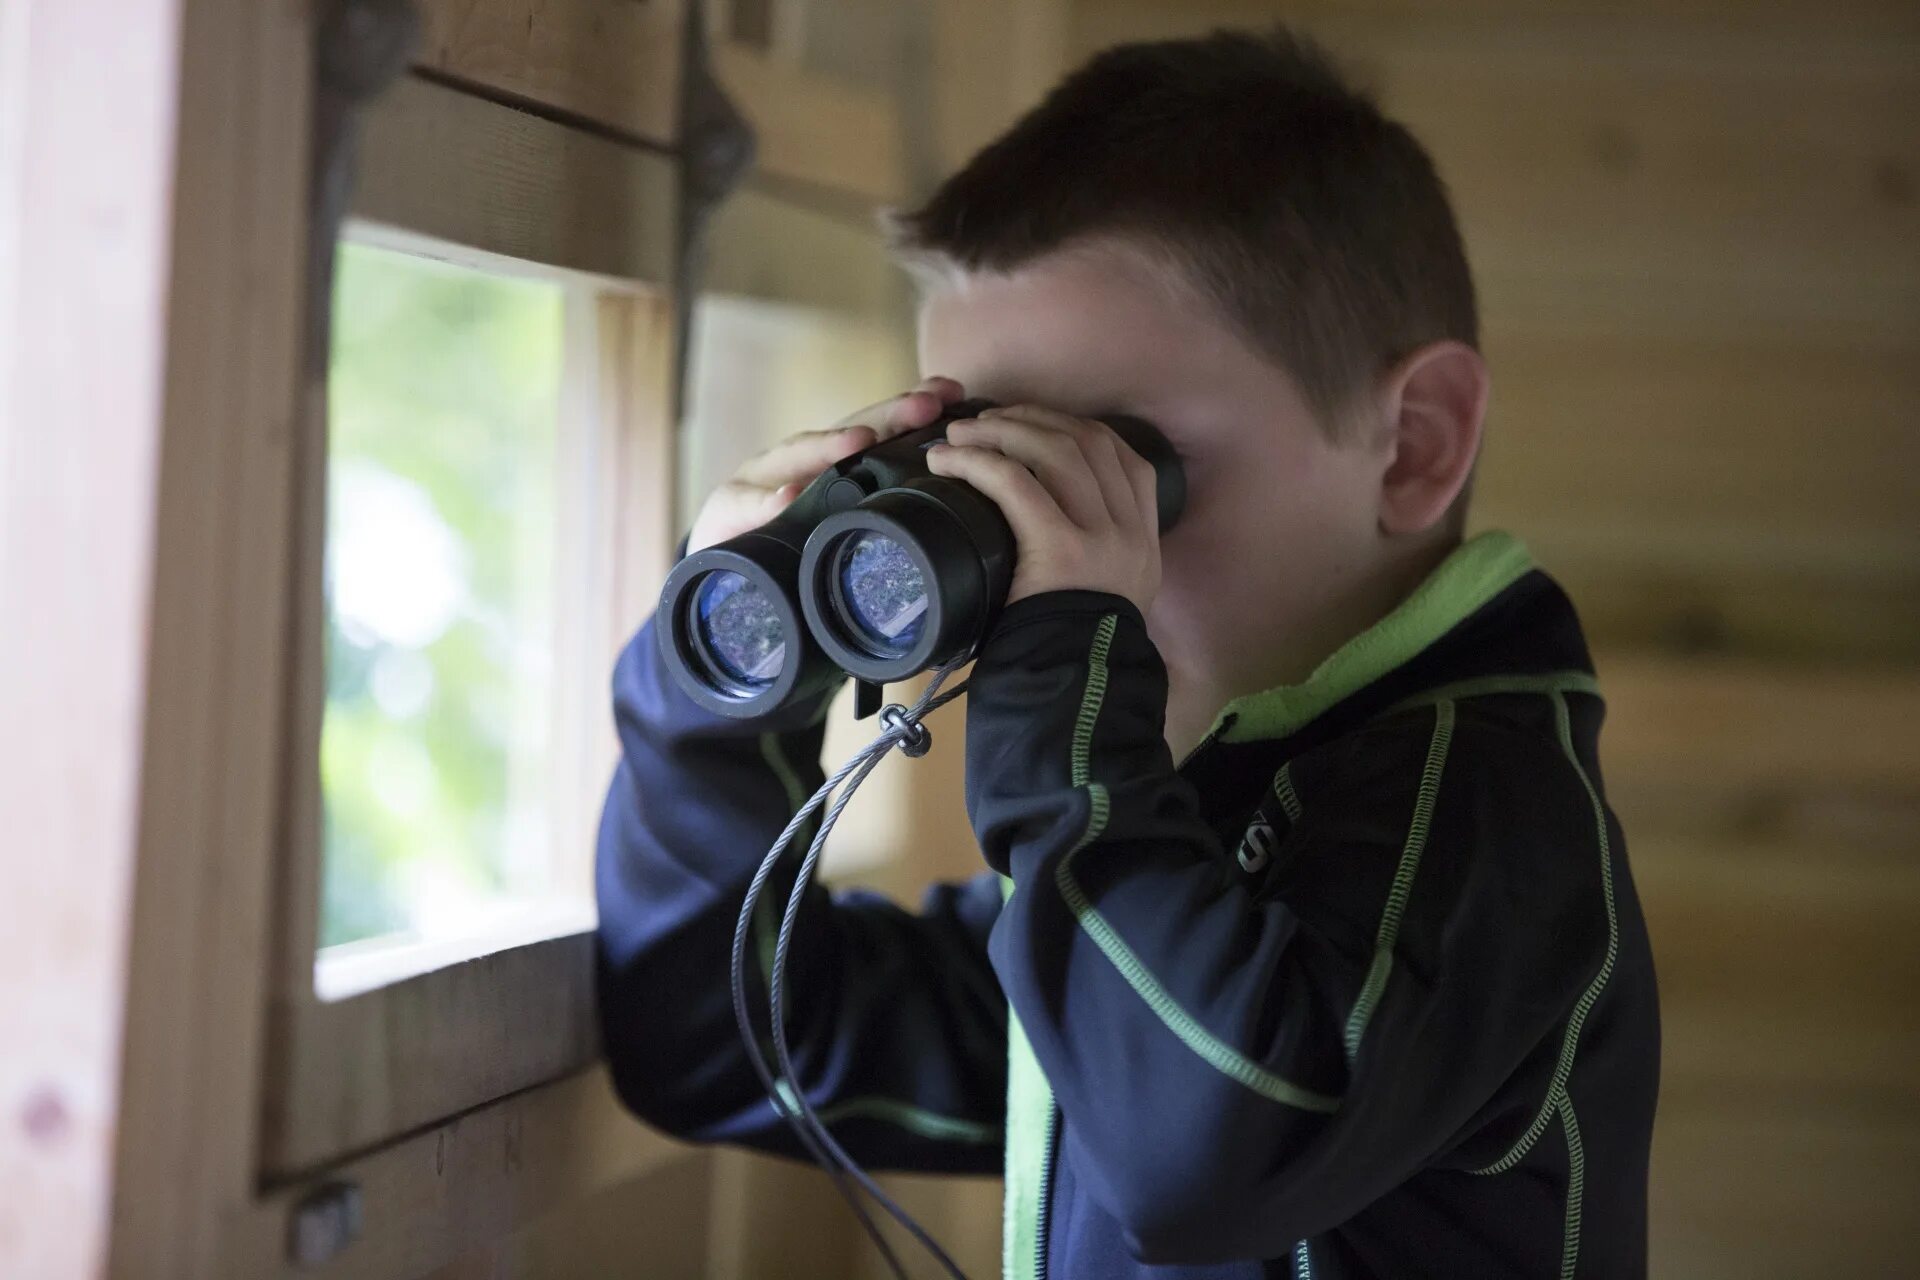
[966,591,1609,1262]
[595,614,1007,1174]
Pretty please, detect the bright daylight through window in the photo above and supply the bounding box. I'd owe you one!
[318,240,576,985]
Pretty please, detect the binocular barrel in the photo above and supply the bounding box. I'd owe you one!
[658,400,1185,718]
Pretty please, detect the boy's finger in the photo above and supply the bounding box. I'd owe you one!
[924,442,1071,548]
[918,374,967,403]
[984,405,1137,528]
[736,423,876,487]
[944,415,1109,530]
[878,376,967,437]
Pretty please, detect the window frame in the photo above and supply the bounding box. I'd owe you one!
[259,74,680,1179]
[38,0,939,1272]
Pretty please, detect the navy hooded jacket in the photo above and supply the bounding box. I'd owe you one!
[596,531,1660,1278]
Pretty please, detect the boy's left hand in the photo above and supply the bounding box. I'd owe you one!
[926,404,1162,615]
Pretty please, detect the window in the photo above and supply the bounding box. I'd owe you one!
[319,242,569,960]
[260,75,680,1178]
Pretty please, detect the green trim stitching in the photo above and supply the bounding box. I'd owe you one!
[1055,850,1342,1112]
[1273,763,1304,823]
[1001,614,1120,1280]
[1343,700,1455,1065]
[1075,782,1112,854]
[1206,531,1533,746]
[1003,1002,1049,1280]
[769,1080,1003,1145]
[1053,612,1341,1113]
[1384,671,1600,718]
[1073,614,1119,785]
[1470,691,1620,1176]
[1559,1093,1586,1280]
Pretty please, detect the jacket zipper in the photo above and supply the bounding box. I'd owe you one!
[1176,712,1238,772]
[1034,1104,1058,1279]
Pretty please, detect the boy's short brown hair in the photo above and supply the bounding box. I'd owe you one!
[887,27,1477,434]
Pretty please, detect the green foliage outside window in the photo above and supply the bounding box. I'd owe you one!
[320,242,563,949]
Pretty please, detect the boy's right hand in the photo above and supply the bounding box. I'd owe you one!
[686,376,968,554]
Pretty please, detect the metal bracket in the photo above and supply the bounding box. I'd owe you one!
[288,1180,363,1267]
[307,0,420,375]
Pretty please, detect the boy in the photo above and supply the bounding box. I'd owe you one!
[596,27,1659,1280]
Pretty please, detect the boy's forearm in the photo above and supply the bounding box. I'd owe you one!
[595,614,1010,1173]
[595,614,837,1141]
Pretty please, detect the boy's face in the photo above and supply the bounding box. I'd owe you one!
[917,239,1398,728]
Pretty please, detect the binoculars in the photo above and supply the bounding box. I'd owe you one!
[657,399,1186,718]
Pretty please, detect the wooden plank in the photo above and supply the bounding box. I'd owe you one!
[1648,1095,1920,1279]
[225,1070,694,1280]
[265,935,602,1178]
[1523,551,1920,668]
[706,1152,858,1279]
[1374,29,1920,348]
[852,1172,1005,1280]
[1636,833,1920,1101]
[414,1,910,202]
[931,0,1070,175]
[702,180,916,317]
[414,0,686,147]
[1067,9,1920,345]
[1595,654,1920,801]
[0,2,188,1278]
[353,74,678,285]
[1479,339,1920,553]
[424,1149,716,1279]
[85,0,315,1277]
[714,43,907,203]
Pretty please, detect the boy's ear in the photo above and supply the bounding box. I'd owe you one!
[1374,340,1489,536]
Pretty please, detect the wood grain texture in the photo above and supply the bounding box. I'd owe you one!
[415,0,686,146]
[226,1069,693,1280]
[1597,654,1920,799]
[265,934,602,1178]
[1371,28,1920,349]
[353,74,678,285]
[423,1148,716,1279]
[714,43,907,203]
[1071,9,1920,346]
[88,1,314,1277]
[0,2,188,1277]
[415,0,912,203]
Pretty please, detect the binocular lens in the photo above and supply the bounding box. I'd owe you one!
[831,531,928,659]
[692,570,786,691]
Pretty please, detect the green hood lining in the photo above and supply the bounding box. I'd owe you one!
[1208,531,1535,747]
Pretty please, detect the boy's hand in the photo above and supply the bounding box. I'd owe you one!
[686,377,967,554]
[927,405,1162,614]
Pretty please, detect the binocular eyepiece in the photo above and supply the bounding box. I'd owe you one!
[658,400,1185,718]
